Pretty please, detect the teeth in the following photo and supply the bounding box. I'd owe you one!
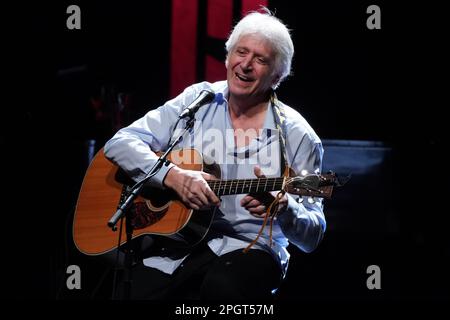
[236,73,251,81]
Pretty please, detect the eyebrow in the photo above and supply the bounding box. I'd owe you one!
[235,46,271,60]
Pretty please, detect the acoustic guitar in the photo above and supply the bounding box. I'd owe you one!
[73,148,337,255]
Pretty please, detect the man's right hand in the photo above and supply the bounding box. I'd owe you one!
[163,166,221,210]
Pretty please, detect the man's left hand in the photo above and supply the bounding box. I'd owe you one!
[240,166,288,218]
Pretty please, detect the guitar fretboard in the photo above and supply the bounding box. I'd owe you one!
[207,177,285,196]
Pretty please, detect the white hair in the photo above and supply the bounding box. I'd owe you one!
[225,8,294,89]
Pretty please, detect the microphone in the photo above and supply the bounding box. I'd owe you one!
[178,89,215,119]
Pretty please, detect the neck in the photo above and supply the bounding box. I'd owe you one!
[229,101,267,119]
[228,94,271,119]
[207,176,285,196]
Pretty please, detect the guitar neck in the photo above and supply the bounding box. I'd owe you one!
[207,177,285,196]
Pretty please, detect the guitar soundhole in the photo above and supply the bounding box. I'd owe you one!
[129,202,167,229]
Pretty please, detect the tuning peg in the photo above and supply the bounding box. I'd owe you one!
[300,169,308,176]
[297,197,304,203]
[307,197,316,204]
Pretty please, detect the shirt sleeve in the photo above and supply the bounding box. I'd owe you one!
[103,85,198,188]
[277,134,326,253]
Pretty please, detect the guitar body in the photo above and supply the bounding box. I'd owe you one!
[73,147,337,256]
[73,148,218,256]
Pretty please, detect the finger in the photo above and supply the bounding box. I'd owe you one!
[185,188,205,206]
[249,205,266,212]
[205,188,221,206]
[193,188,210,207]
[188,201,200,210]
[240,195,254,206]
[244,199,261,209]
[251,212,267,218]
[248,205,267,215]
[201,172,218,180]
[254,165,266,178]
[188,195,204,208]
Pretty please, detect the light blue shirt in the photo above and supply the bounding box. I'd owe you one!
[104,81,326,276]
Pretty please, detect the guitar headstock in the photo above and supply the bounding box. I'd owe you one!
[285,172,338,199]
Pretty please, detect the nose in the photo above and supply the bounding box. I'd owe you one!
[240,55,253,71]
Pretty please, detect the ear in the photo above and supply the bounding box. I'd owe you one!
[271,74,281,87]
[271,75,281,89]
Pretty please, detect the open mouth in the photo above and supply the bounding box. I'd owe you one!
[235,73,253,82]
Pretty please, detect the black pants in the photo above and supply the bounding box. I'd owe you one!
[116,243,283,300]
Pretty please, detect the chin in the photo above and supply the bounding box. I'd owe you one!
[230,82,253,95]
[230,88,251,99]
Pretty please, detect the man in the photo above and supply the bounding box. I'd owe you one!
[104,8,325,300]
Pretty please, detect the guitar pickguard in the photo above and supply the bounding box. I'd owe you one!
[125,186,176,230]
[128,200,169,229]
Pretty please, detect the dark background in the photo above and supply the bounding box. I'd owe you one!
[2,0,447,309]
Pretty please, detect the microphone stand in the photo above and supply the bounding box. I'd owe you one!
[107,116,196,300]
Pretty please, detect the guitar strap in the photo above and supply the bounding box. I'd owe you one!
[243,93,290,253]
[270,92,289,177]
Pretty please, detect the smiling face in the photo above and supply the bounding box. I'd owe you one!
[226,34,279,106]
